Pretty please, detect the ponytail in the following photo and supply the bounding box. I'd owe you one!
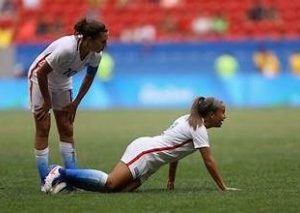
[188,97,205,130]
[188,96,222,130]
[74,18,108,39]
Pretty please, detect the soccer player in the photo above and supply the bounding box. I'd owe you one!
[45,96,240,193]
[28,18,108,192]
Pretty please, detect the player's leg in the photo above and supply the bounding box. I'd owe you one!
[119,179,141,192]
[105,161,135,191]
[33,114,51,187]
[114,137,152,192]
[53,110,76,168]
[56,167,109,192]
[51,161,133,192]
[52,89,76,169]
[30,82,51,189]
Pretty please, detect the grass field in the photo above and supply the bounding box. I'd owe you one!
[0,108,300,212]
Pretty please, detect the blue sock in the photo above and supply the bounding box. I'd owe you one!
[60,168,108,192]
[60,142,76,169]
[34,147,49,184]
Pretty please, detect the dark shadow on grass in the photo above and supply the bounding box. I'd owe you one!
[138,186,214,194]
[51,186,215,195]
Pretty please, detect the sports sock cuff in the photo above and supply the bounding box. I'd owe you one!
[60,141,77,169]
[34,147,49,156]
[59,141,75,152]
[101,173,109,185]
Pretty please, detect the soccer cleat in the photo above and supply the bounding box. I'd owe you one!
[50,178,75,194]
[40,185,46,193]
[51,181,68,194]
[44,165,62,193]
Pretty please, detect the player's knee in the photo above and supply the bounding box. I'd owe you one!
[105,178,120,191]
[59,123,73,138]
[36,123,50,137]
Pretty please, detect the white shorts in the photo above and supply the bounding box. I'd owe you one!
[29,81,72,113]
[121,137,157,183]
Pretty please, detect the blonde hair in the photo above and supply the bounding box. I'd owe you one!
[188,96,222,130]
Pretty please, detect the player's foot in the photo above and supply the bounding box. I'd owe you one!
[51,181,68,194]
[40,184,46,193]
[44,165,62,193]
[50,177,76,194]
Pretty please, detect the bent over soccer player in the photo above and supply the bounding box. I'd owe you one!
[28,18,108,192]
[45,96,240,193]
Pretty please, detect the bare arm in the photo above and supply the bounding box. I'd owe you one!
[36,61,53,120]
[73,71,95,106]
[199,147,227,191]
[64,66,97,122]
[167,160,178,190]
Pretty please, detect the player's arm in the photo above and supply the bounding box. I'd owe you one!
[199,148,240,192]
[199,147,227,191]
[66,66,98,122]
[73,66,97,107]
[167,160,179,190]
[36,61,53,120]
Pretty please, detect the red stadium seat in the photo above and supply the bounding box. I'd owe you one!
[11,0,300,42]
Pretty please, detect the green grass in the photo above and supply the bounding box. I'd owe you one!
[0,108,300,212]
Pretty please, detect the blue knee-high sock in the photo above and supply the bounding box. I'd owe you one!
[59,168,108,192]
[59,142,76,169]
[34,147,49,184]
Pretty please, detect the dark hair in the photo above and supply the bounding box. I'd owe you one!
[188,96,222,130]
[74,18,108,39]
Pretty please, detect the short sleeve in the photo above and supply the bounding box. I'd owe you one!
[190,125,209,148]
[88,52,102,67]
[45,48,71,71]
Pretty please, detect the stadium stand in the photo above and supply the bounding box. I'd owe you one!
[1,0,300,43]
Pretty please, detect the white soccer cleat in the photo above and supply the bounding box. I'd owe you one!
[44,165,62,193]
[51,181,68,194]
[40,185,46,193]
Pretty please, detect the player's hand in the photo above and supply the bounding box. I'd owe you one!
[167,181,175,190]
[63,102,78,123]
[36,102,51,121]
[225,187,241,191]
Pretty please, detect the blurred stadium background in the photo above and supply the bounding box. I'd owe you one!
[1,2,300,211]
[1,0,300,109]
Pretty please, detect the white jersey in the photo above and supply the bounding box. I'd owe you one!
[28,35,102,90]
[121,114,209,181]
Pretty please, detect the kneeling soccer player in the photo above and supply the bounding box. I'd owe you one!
[44,96,240,193]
